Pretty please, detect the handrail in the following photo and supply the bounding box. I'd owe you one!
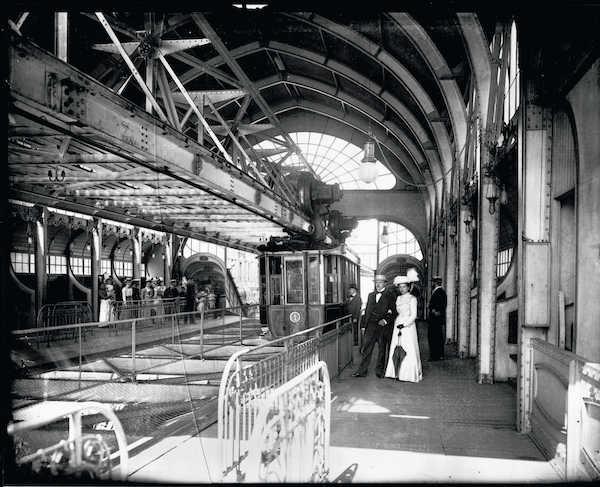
[8,401,129,480]
[13,303,260,336]
[218,313,352,481]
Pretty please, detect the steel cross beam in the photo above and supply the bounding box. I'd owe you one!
[8,34,312,236]
[190,12,319,180]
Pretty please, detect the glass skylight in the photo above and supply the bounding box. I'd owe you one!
[253,132,396,190]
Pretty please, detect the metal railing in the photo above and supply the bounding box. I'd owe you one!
[527,339,600,481]
[8,401,129,481]
[109,297,185,322]
[13,304,261,383]
[37,301,92,328]
[218,314,353,481]
[245,362,331,482]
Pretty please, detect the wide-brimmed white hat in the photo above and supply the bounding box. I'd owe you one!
[393,275,412,285]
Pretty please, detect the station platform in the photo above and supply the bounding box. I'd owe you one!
[128,321,560,483]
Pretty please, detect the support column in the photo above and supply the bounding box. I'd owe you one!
[163,234,173,282]
[457,204,473,358]
[132,227,142,280]
[90,218,102,321]
[445,223,457,344]
[476,171,500,384]
[54,12,68,62]
[34,206,48,321]
[517,78,553,432]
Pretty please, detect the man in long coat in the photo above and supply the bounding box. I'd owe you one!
[345,283,362,346]
[352,275,398,378]
[427,276,447,361]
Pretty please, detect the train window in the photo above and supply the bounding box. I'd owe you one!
[325,255,339,303]
[285,258,304,304]
[308,255,320,304]
[269,256,282,305]
[259,257,267,305]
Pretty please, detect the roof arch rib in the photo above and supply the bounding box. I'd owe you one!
[173,41,442,200]
[245,99,435,213]
[248,72,436,184]
[386,13,467,170]
[283,13,454,181]
[457,13,492,125]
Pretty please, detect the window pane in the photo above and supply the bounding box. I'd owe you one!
[285,259,304,304]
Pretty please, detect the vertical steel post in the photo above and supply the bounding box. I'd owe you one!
[78,324,82,389]
[335,320,340,377]
[131,320,136,382]
[200,308,205,359]
[239,307,243,344]
[68,411,82,467]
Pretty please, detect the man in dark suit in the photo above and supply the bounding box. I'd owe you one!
[344,283,362,346]
[352,274,398,378]
[428,276,447,361]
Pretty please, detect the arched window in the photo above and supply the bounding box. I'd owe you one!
[504,20,520,124]
[253,132,396,189]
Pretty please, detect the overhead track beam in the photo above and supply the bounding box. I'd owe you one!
[8,34,311,234]
[191,12,319,180]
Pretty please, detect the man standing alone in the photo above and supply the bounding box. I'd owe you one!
[427,276,447,361]
[352,275,397,378]
[345,284,362,346]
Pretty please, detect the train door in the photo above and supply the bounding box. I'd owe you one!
[307,252,324,326]
[266,255,285,335]
[283,255,305,334]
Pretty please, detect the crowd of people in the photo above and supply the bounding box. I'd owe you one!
[345,270,447,383]
[97,274,219,325]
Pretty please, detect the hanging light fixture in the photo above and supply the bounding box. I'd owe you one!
[464,212,473,234]
[47,167,66,182]
[358,132,378,184]
[485,178,499,214]
[380,224,389,245]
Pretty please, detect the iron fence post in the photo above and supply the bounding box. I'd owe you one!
[78,324,82,389]
[336,319,340,377]
[239,307,243,344]
[200,308,205,359]
[131,320,136,382]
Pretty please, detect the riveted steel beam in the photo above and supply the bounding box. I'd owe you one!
[8,34,312,236]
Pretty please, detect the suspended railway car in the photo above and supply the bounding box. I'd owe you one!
[259,245,360,337]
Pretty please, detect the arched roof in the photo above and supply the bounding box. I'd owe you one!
[9,9,489,248]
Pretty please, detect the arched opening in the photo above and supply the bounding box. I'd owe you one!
[181,254,227,309]
[253,132,396,189]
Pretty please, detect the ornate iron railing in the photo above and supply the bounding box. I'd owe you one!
[527,339,600,481]
[13,304,260,381]
[7,401,129,481]
[37,301,92,328]
[218,314,352,481]
[245,361,331,483]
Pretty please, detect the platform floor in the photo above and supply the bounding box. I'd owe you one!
[130,321,560,483]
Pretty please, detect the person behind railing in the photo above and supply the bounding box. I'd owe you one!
[153,277,165,319]
[131,278,141,318]
[196,288,207,314]
[121,278,134,319]
[206,287,216,317]
[141,279,155,323]
[98,276,116,327]
[163,278,180,315]
[345,283,362,346]
[184,279,197,324]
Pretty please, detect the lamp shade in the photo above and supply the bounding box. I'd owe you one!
[359,138,378,184]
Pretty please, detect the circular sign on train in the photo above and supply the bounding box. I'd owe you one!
[289,311,301,323]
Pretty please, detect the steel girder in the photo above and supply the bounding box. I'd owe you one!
[8,34,312,241]
[457,14,493,126]
[245,99,433,216]
[284,12,453,210]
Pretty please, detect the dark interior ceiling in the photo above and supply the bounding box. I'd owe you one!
[13,8,477,192]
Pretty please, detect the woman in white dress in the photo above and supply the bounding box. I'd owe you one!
[384,274,422,382]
